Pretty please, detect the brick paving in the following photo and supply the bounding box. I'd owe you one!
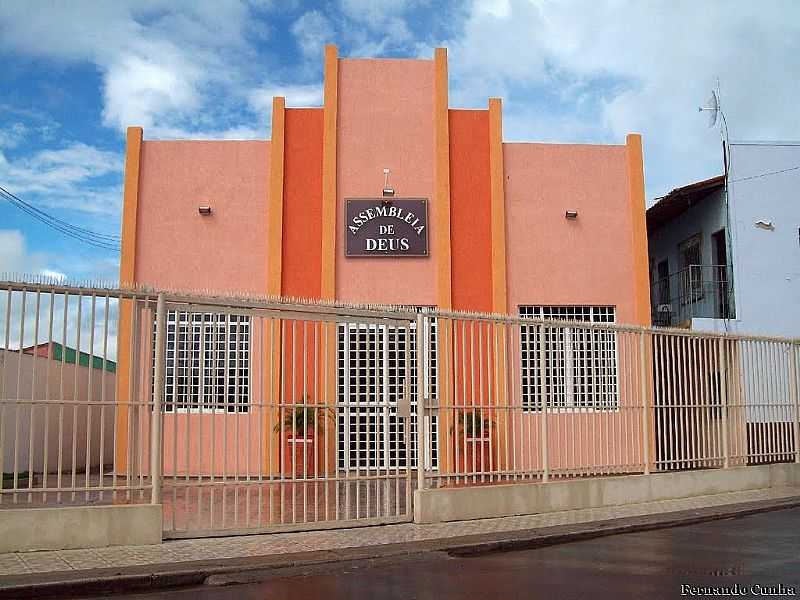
[0,486,798,578]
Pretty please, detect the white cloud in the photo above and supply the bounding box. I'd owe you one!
[249,84,324,112]
[291,11,335,59]
[0,231,121,357]
[443,0,800,199]
[3,0,799,207]
[0,229,51,277]
[0,1,266,137]
[39,269,66,282]
[0,143,123,215]
[0,123,29,149]
[102,51,203,131]
[337,0,421,56]
[146,125,266,141]
[340,0,422,25]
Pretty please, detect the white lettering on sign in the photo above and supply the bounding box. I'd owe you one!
[365,238,410,251]
[348,205,426,237]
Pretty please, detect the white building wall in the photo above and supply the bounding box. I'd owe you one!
[728,142,800,338]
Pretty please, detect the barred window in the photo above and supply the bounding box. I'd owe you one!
[520,306,618,411]
[157,312,250,413]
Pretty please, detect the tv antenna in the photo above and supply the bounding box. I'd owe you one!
[698,79,730,150]
[698,79,734,330]
[700,89,720,128]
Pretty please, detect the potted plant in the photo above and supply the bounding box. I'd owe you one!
[451,409,494,476]
[274,400,332,478]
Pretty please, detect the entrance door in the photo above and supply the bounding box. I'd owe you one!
[337,318,438,471]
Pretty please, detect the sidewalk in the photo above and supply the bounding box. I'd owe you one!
[1,486,799,598]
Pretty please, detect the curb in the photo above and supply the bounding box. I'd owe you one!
[2,496,799,599]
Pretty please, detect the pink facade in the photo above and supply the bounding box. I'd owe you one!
[135,141,271,476]
[336,58,438,306]
[136,140,270,293]
[121,48,650,479]
[504,143,636,320]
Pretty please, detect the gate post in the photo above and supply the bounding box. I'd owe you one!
[639,331,651,475]
[789,342,799,464]
[719,337,730,469]
[150,293,166,505]
[538,325,549,482]
[416,312,427,491]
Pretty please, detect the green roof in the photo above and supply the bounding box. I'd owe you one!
[46,342,116,374]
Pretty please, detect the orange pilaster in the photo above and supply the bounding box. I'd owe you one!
[434,48,452,311]
[626,133,651,326]
[115,126,142,471]
[488,98,507,315]
[267,96,286,297]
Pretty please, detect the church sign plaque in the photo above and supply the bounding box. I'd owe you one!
[345,198,429,257]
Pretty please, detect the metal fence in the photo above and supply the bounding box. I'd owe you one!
[0,282,156,507]
[1,280,798,539]
[155,296,421,537]
[417,313,649,488]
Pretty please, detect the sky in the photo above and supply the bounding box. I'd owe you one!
[1,0,799,284]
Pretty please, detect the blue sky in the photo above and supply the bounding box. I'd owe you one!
[1,0,799,284]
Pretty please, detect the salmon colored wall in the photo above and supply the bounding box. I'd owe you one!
[162,414,264,477]
[449,110,493,313]
[136,140,270,293]
[135,140,271,476]
[283,109,324,298]
[435,320,649,479]
[336,58,437,305]
[504,143,636,323]
[124,51,652,480]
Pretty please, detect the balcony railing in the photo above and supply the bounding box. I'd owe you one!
[651,264,734,327]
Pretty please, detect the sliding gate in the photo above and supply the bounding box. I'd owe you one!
[337,316,438,472]
[157,299,428,538]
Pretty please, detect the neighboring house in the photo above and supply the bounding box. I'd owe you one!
[725,141,800,338]
[1,343,116,476]
[647,141,800,465]
[647,141,800,337]
[647,175,733,329]
[22,341,117,373]
[116,45,651,477]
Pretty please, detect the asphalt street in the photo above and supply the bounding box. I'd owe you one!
[108,508,800,600]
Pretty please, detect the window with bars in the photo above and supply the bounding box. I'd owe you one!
[336,308,438,470]
[519,306,618,411]
[157,311,250,413]
[679,234,704,302]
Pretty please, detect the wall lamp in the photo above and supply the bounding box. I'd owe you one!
[198,206,213,216]
[754,220,774,231]
[382,168,395,199]
[565,210,578,220]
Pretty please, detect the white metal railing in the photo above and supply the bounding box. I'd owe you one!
[1,279,798,538]
[156,301,419,536]
[0,281,156,506]
[414,310,799,489]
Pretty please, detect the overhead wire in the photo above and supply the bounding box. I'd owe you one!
[0,185,120,252]
[0,185,120,241]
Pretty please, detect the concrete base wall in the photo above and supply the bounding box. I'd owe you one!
[0,504,162,553]
[415,464,800,523]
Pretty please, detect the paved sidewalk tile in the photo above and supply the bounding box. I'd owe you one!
[0,486,797,579]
